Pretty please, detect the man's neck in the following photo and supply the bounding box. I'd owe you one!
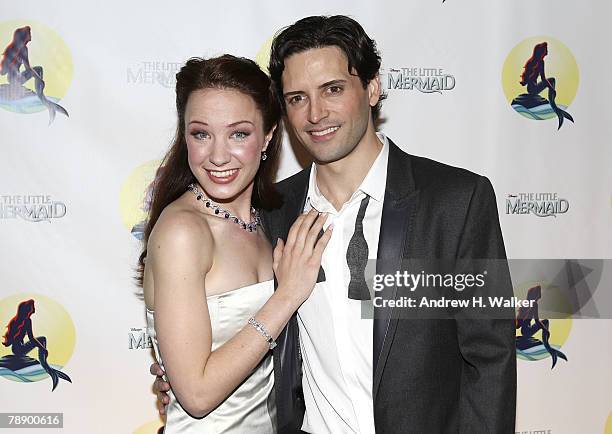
[315,132,383,211]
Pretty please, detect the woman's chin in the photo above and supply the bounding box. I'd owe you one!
[200,182,254,205]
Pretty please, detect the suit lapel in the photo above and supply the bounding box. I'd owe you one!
[373,140,418,401]
[264,168,311,428]
[287,168,311,230]
[283,165,328,283]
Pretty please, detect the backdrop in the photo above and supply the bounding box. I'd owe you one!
[1,1,611,433]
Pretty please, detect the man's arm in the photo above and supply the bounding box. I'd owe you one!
[455,176,517,433]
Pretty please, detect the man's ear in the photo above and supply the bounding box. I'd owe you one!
[367,74,381,107]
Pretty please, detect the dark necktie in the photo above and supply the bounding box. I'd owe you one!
[346,195,371,300]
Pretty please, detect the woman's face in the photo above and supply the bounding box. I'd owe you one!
[184,88,272,203]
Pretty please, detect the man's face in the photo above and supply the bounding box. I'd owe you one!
[281,46,380,164]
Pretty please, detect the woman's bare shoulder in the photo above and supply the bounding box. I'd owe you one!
[148,197,214,259]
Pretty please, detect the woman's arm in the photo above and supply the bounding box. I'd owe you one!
[150,209,330,418]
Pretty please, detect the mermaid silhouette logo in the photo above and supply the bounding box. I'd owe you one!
[131,172,158,240]
[515,285,568,369]
[513,42,574,129]
[119,160,163,240]
[0,21,72,123]
[0,294,76,389]
[502,36,579,129]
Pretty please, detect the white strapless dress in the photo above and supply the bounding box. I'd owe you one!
[146,280,276,433]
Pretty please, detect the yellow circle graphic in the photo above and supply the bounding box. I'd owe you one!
[119,160,162,240]
[0,20,73,114]
[605,411,612,434]
[0,293,76,384]
[133,419,164,434]
[502,36,578,121]
[255,35,275,75]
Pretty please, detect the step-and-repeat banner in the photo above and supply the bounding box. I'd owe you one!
[1,1,611,433]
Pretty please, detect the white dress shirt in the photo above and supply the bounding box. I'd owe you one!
[298,133,389,434]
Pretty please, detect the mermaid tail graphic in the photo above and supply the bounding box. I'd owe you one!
[31,65,69,124]
[1,299,72,391]
[541,324,567,368]
[0,26,69,124]
[526,76,574,129]
[11,335,72,391]
[41,359,72,391]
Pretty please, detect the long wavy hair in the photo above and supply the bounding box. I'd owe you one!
[3,299,35,347]
[520,42,548,86]
[136,55,283,286]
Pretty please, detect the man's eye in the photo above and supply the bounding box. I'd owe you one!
[328,86,343,94]
[288,95,304,105]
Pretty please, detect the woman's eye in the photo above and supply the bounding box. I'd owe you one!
[192,131,209,140]
[231,131,250,140]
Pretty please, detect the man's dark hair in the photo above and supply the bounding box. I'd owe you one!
[269,15,386,122]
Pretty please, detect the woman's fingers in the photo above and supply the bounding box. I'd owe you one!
[153,376,170,392]
[157,400,166,416]
[285,213,307,250]
[150,362,164,376]
[272,238,284,272]
[305,213,329,252]
[294,209,320,252]
[312,224,333,261]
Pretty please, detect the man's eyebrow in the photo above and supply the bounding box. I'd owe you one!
[319,79,347,89]
[283,79,348,99]
[283,90,303,98]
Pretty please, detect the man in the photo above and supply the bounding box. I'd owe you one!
[153,15,516,433]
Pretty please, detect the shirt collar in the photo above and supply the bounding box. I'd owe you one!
[306,132,389,212]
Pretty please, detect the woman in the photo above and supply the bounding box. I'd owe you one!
[138,55,331,433]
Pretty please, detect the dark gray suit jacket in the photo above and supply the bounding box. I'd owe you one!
[261,139,517,434]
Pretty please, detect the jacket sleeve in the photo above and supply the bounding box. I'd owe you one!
[455,176,517,433]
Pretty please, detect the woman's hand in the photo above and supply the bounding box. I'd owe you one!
[150,362,170,415]
[273,209,332,306]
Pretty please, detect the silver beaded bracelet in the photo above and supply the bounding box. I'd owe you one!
[248,317,277,350]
